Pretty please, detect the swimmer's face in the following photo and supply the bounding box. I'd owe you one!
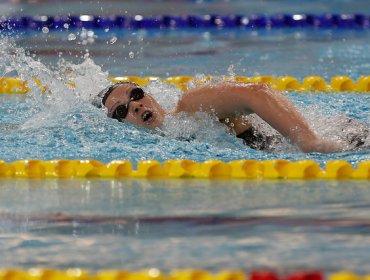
[104,83,165,129]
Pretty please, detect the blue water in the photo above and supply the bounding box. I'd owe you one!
[1,178,370,273]
[9,28,370,78]
[0,91,369,165]
[0,29,369,165]
[0,0,370,274]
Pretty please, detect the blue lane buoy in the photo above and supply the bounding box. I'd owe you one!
[333,14,357,28]
[130,15,162,29]
[162,15,189,28]
[1,13,369,31]
[188,15,213,28]
[354,14,370,28]
[285,14,310,28]
[310,14,335,28]
[269,14,286,28]
[241,15,268,28]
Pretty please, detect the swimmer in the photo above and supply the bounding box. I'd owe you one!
[92,81,368,153]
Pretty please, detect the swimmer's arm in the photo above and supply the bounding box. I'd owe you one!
[176,81,342,153]
[220,115,253,135]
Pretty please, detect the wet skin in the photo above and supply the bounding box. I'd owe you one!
[104,82,344,153]
[104,83,166,129]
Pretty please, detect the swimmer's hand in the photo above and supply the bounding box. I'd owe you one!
[302,138,344,153]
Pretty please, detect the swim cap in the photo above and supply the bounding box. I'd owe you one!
[91,82,138,108]
[92,83,119,108]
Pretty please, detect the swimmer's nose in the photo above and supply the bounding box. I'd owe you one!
[132,102,143,114]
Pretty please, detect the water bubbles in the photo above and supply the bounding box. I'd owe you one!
[109,36,117,44]
[42,27,49,34]
[128,51,135,59]
[63,23,69,29]
[202,32,211,40]
[294,32,304,39]
[137,30,147,41]
[85,30,96,44]
[227,64,235,77]
[134,15,144,21]
[79,29,88,40]
[68,33,76,41]
[67,29,97,45]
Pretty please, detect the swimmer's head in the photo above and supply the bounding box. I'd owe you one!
[93,82,166,129]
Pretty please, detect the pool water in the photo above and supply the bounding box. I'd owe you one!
[0,90,369,165]
[0,0,370,274]
[1,29,369,165]
[1,178,370,273]
[8,28,370,78]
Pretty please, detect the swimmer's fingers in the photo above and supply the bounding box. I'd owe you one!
[307,138,346,153]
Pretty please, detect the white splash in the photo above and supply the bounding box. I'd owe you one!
[0,37,110,129]
[304,106,370,150]
[145,80,182,111]
[160,112,241,149]
[57,53,110,102]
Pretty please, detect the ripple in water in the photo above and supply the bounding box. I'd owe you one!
[0,37,369,164]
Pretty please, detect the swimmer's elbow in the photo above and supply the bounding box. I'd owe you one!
[229,81,273,94]
[231,82,276,110]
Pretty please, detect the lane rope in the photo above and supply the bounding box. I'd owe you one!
[1,14,369,30]
[0,159,369,179]
[1,76,370,94]
[0,269,367,280]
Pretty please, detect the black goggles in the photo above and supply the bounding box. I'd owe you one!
[108,85,145,121]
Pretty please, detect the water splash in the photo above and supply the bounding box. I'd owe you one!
[160,112,242,149]
[145,80,182,111]
[0,38,368,164]
[0,37,110,129]
[303,104,370,150]
[57,53,110,102]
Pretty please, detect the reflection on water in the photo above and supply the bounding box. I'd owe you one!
[6,28,370,78]
[1,178,370,272]
[1,178,370,216]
